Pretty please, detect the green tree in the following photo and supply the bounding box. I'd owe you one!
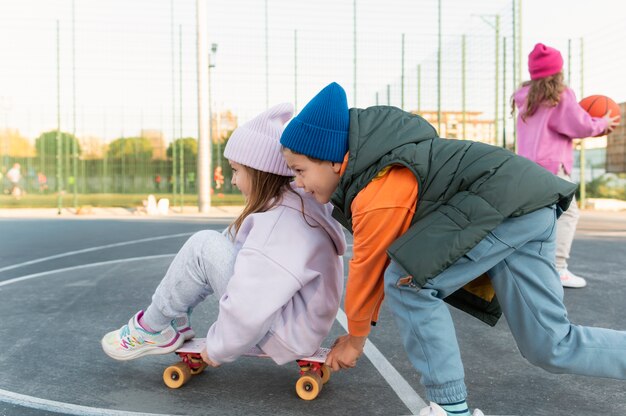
[585,173,626,200]
[35,130,82,158]
[107,137,153,160]
[105,137,154,190]
[166,137,198,165]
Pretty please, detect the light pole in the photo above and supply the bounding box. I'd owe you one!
[208,43,218,176]
[196,0,210,213]
[0,96,11,169]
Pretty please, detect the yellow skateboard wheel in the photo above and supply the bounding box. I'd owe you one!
[163,362,192,389]
[190,362,207,375]
[295,372,323,400]
[319,364,331,384]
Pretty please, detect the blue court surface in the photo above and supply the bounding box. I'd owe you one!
[0,212,625,416]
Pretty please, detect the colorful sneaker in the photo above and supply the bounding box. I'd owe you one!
[172,312,195,341]
[419,403,484,416]
[559,268,587,288]
[101,310,184,360]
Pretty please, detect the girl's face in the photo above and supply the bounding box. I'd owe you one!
[282,149,342,204]
[229,160,252,198]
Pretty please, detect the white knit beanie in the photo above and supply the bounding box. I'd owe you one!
[223,103,294,176]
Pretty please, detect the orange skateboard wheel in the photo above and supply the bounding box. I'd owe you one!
[163,362,192,389]
[319,364,331,384]
[190,362,207,375]
[295,372,323,400]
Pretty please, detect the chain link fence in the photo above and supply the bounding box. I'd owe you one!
[1,0,624,209]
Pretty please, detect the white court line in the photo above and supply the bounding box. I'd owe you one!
[0,254,175,288]
[334,308,427,413]
[577,230,626,237]
[0,232,193,273]
[0,255,177,415]
[0,254,427,415]
[0,388,171,416]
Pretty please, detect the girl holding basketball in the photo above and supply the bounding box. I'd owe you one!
[101,103,346,367]
[512,43,619,288]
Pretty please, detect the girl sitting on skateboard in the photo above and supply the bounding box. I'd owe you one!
[102,103,346,367]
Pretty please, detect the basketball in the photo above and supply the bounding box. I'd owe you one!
[579,95,621,122]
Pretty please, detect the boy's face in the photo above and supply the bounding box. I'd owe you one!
[282,149,341,204]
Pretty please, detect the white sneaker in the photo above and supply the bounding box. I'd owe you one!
[101,310,184,360]
[418,402,484,416]
[419,403,447,416]
[172,312,195,341]
[559,268,587,288]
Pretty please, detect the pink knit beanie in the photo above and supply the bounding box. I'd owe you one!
[528,43,563,80]
[224,103,294,176]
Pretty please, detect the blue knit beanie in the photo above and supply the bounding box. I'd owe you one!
[280,82,349,162]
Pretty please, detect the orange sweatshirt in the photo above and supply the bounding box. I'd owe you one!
[340,157,419,336]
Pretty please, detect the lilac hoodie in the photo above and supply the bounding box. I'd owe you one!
[205,185,346,365]
[514,85,608,174]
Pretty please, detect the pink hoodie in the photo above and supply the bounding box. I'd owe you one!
[514,85,608,174]
[205,185,346,365]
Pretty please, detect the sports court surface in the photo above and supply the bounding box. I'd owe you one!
[1,211,625,416]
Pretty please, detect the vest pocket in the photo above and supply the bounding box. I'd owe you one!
[439,205,470,229]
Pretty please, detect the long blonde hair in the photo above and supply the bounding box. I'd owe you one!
[511,72,566,121]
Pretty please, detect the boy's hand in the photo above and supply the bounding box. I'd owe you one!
[325,334,366,371]
[201,347,220,368]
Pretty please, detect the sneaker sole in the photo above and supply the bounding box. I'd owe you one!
[101,334,185,361]
[178,327,196,341]
[562,282,587,288]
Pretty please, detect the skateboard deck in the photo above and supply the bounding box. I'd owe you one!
[163,338,331,400]
[176,338,329,361]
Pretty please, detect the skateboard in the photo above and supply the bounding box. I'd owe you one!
[162,338,332,400]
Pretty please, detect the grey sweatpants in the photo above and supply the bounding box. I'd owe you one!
[143,230,236,330]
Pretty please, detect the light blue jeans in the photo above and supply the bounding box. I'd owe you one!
[384,206,626,404]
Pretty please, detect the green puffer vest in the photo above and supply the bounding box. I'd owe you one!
[331,106,577,326]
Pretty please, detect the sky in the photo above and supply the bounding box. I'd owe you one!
[522,0,626,98]
[0,0,625,144]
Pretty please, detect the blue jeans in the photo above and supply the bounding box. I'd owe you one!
[384,206,626,404]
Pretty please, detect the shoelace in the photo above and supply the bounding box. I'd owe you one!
[120,325,131,338]
[118,325,146,349]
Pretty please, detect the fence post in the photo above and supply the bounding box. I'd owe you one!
[502,36,506,148]
[294,30,298,112]
[179,24,185,211]
[72,0,78,209]
[401,33,405,110]
[495,14,500,146]
[353,0,357,106]
[462,35,466,139]
[437,0,442,133]
[197,0,211,212]
[264,0,269,108]
[56,20,63,215]
[417,64,421,113]
[171,0,177,208]
[579,37,586,209]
